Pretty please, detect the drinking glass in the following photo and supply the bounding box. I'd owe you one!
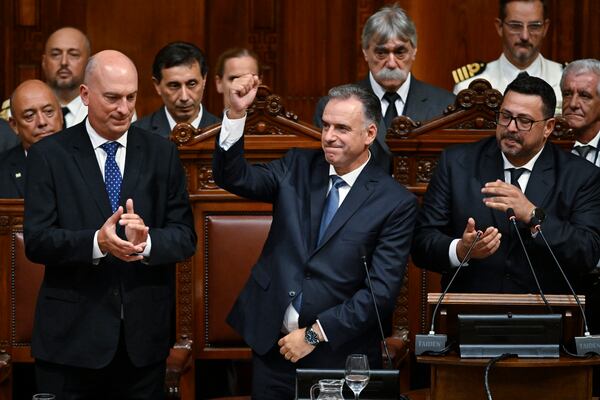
[345,353,370,400]
[32,395,55,400]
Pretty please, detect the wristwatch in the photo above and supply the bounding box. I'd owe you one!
[529,207,546,226]
[304,325,320,346]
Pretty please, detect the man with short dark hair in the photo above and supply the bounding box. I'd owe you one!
[135,41,220,137]
[215,77,417,399]
[24,50,196,399]
[0,80,63,197]
[413,74,600,294]
[453,0,563,112]
[313,4,454,172]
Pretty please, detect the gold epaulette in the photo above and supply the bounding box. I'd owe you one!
[0,98,10,121]
[452,62,487,84]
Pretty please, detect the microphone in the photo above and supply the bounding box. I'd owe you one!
[530,211,600,355]
[415,229,482,355]
[506,208,553,312]
[360,248,393,368]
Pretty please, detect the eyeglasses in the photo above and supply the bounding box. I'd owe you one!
[503,21,545,34]
[495,111,548,131]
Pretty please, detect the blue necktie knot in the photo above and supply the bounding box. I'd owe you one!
[101,141,119,157]
[101,141,122,213]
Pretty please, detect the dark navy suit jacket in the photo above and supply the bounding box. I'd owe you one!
[412,136,600,294]
[0,144,26,197]
[24,122,197,368]
[213,137,417,368]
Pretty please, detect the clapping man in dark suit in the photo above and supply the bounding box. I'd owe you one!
[24,50,197,399]
[0,79,63,197]
[134,41,220,137]
[313,4,455,172]
[412,74,600,295]
[214,76,417,399]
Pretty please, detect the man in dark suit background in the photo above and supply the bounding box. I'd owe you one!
[313,4,455,171]
[0,79,63,197]
[0,119,19,154]
[134,41,220,137]
[214,76,417,399]
[412,74,600,295]
[24,50,197,399]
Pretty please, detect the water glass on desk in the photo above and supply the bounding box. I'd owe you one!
[32,394,55,400]
[345,354,370,400]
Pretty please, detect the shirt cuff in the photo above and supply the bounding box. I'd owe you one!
[448,238,462,267]
[315,319,329,342]
[140,233,152,258]
[93,230,107,265]
[219,110,247,150]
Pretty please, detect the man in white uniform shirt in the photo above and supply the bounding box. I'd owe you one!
[453,0,563,113]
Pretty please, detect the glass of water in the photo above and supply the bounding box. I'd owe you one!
[345,354,370,400]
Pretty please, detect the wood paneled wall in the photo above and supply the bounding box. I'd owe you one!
[2,0,599,122]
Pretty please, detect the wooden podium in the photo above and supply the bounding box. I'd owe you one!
[416,293,600,400]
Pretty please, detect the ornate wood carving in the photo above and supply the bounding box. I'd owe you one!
[416,159,438,184]
[176,258,194,340]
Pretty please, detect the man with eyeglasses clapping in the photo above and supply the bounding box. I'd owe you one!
[453,0,564,114]
[412,73,600,295]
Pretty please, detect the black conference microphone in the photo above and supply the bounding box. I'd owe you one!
[414,229,482,355]
[506,208,552,312]
[530,211,600,355]
[360,248,393,369]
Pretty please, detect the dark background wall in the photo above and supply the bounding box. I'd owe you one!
[2,0,599,122]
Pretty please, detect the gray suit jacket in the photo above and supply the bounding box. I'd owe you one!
[134,106,221,138]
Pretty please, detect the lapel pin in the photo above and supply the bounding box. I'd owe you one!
[15,172,22,178]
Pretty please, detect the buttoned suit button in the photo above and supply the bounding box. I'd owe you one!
[288,291,296,297]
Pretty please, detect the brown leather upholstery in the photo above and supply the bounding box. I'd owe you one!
[204,215,272,346]
[12,232,44,345]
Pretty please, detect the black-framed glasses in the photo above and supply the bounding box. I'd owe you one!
[495,111,548,131]
[502,20,545,34]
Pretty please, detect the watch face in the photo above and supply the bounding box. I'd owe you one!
[531,207,546,225]
[305,328,319,345]
[534,208,545,223]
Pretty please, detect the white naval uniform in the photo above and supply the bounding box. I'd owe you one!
[453,53,564,114]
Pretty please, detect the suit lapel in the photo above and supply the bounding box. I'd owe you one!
[70,123,113,219]
[8,147,26,197]
[153,108,171,138]
[120,127,144,206]
[311,161,380,254]
[524,144,554,208]
[309,156,330,250]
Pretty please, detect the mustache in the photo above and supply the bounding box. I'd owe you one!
[501,133,523,143]
[374,68,407,81]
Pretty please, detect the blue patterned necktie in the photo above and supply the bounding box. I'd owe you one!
[318,175,347,245]
[100,141,122,213]
[292,176,346,314]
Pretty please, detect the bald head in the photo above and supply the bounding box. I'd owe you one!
[9,80,63,150]
[80,50,138,140]
[42,27,90,104]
